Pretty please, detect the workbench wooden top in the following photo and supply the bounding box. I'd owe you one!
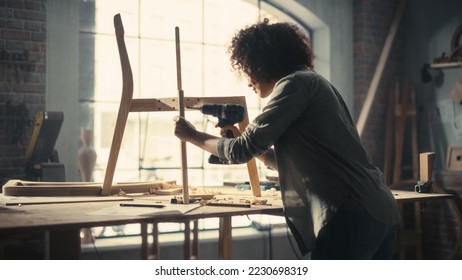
[0,187,283,234]
[0,188,453,234]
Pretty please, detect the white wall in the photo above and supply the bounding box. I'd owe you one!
[292,0,354,111]
[46,0,80,181]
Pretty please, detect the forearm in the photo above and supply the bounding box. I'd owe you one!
[187,130,221,156]
[260,148,277,171]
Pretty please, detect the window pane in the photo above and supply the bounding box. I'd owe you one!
[94,35,139,102]
[139,39,177,98]
[140,0,203,42]
[203,0,259,45]
[94,0,140,36]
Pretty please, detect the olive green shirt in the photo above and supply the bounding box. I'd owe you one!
[217,68,400,255]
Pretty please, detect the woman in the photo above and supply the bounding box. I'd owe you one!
[174,19,400,260]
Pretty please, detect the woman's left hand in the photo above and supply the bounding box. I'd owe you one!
[173,116,197,141]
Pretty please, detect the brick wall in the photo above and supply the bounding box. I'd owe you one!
[353,0,404,168]
[0,0,47,184]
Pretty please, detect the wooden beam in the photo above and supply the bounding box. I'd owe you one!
[356,0,407,137]
[175,26,190,204]
[419,152,436,183]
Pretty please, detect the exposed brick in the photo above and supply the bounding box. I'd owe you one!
[2,29,30,40]
[31,31,45,42]
[10,83,44,93]
[6,18,23,29]
[0,82,12,92]
[25,1,43,11]
[13,9,45,21]
[23,71,40,83]
[7,0,24,9]
[34,62,45,72]
[5,39,30,50]
[0,7,13,18]
[24,19,42,31]
[23,91,41,103]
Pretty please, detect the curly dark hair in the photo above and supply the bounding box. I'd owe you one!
[228,18,314,83]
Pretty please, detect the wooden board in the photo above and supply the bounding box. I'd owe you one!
[2,180,176,197]
[0,195,132,206]
[419,152,435,182]
[356,0,407,136]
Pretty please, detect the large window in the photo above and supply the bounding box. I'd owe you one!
[78,1,310,243]
[79,0,309,187]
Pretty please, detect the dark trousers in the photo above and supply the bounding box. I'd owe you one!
[311,198,398,260]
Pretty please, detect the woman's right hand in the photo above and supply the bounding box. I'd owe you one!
[219,124,242,138]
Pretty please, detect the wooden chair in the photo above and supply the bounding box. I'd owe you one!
[109,14,261,260]
[104,14,261,199]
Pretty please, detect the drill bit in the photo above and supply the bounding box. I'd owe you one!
[186,106,202,110]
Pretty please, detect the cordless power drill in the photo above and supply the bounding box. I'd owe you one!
[189,104,245,164]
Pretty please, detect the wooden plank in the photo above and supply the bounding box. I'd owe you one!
[430,62,462,69]
[410,89,419,179]
[383,83,397,185]
[2,180,175,197]
[175,26,190,204]
[0,195,132,206]
[392,81,410,183]
[3,186,102,197]
[419,152,436,182]
[356,0,407,137]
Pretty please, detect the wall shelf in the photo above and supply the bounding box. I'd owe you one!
[431,61,462,69]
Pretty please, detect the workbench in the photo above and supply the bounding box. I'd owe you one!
[0,187,283,260]
[0,189,453,260]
